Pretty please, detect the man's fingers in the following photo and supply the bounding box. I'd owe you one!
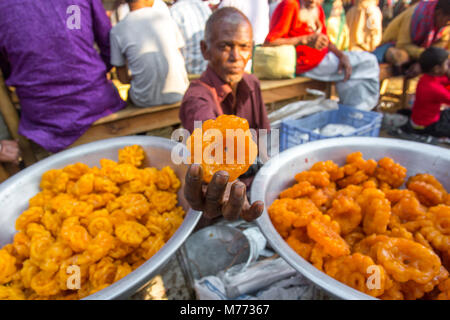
[222,181,246,221]
[203,171,229,219]
[241,200,264,222]
[344,65,352,81]
[184,164,204,211]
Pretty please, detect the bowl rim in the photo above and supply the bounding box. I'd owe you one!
[251,136,450,300]
[0,136,202,300]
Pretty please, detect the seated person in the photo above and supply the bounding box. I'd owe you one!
[265,0,380,111]
[322,0,350,51]
[346,0,383,52]
[179,8,271,134]
[180,7,268,224]
[110,0,189,107]
[374,0,450,77]
[404,47,450,138]
[170,0,212,75]
[0,0,126,153]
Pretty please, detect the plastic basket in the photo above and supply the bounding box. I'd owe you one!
[279,104,383,151]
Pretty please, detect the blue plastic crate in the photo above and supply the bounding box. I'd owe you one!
[280,104,383,151]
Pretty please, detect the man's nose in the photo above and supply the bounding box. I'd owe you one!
[229,46,240,61]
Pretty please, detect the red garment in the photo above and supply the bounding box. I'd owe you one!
[265,0,329,74]
[179,66,271,133]
[411,74,450,127]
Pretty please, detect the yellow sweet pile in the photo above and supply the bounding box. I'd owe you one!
[269,152,450,300]
[0,145,185,300]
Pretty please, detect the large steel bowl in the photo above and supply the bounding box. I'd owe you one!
[0,136,202,300]
[251,137,450,300]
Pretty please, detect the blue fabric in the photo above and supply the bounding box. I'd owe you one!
[373,42,395,63]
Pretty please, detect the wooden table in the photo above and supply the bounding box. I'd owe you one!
[70,77,329,147]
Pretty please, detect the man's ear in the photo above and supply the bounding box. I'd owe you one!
[200,40,210,61]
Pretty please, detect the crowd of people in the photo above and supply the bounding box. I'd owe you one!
[0,0,449,168]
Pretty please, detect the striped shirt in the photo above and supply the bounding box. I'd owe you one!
[170,0,212,75]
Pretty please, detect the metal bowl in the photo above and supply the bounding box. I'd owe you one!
[251,137,450,300]
[0,136,202,300]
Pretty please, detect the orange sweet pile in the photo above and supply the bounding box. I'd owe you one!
[268,152,450,300]
[0,145,185,300]
[186,115,258,183]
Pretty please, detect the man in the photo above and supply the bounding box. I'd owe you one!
[265,0,380,111]
[375,0,450,77]
[0,0,126,153]
[181,8,268,224]
[170,0,212,75]
[110,0,189,107]
[219,0,271,45]
[179,7,271,133]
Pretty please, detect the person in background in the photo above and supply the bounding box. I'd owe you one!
[0,0,126,153]
[375,0,450,77]
[219,0,270,45]
[322,0,350,51]
[181,7,266,227]
[207,0,221,11]
[403,47,450,138]
[110,0,130,25]
[266,0,380,110]
[170,0,212,75]
[110,0,189,107]
[346,0,383,52]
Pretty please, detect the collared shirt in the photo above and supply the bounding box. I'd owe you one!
[179,66,271,133]
[266,0,329,74]
[219,0,270,45]
[170,0,212,75]
[0,0,126,153]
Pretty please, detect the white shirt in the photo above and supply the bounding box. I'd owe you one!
[170,0,212,75]
[110,0,170,26]
[110,6,189,107]
[219,0,270,45]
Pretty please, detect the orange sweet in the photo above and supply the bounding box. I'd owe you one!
[268,152,450,300]
[186,115,258,183]
[0,145,185,300]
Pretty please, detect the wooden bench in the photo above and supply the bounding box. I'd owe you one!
[69,77,330,147]
[0,76,329,172]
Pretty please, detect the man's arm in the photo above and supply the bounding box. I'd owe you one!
[91,0,114,70]
[110,30,130,84]
[116,65,131,84]
[180,93,217,133]
[328,42,352,81]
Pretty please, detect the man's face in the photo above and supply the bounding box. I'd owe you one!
[202,22,253,85]
[301,0,317,9]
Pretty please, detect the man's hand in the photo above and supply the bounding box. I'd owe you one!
[304,34,329,51]
[0,140,20,164]
[405,62,422,79]
[184,164,264,222]
[337,53,352,81]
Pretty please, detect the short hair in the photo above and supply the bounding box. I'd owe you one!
[204,7,252,45]
[436,0,450,15]
[419,47,449,73]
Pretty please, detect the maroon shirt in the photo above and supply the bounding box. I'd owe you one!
[179,66,271,133]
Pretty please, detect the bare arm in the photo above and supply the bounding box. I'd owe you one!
[328,43,352,81]
[116,66,131,84]
[264,35,311,47]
